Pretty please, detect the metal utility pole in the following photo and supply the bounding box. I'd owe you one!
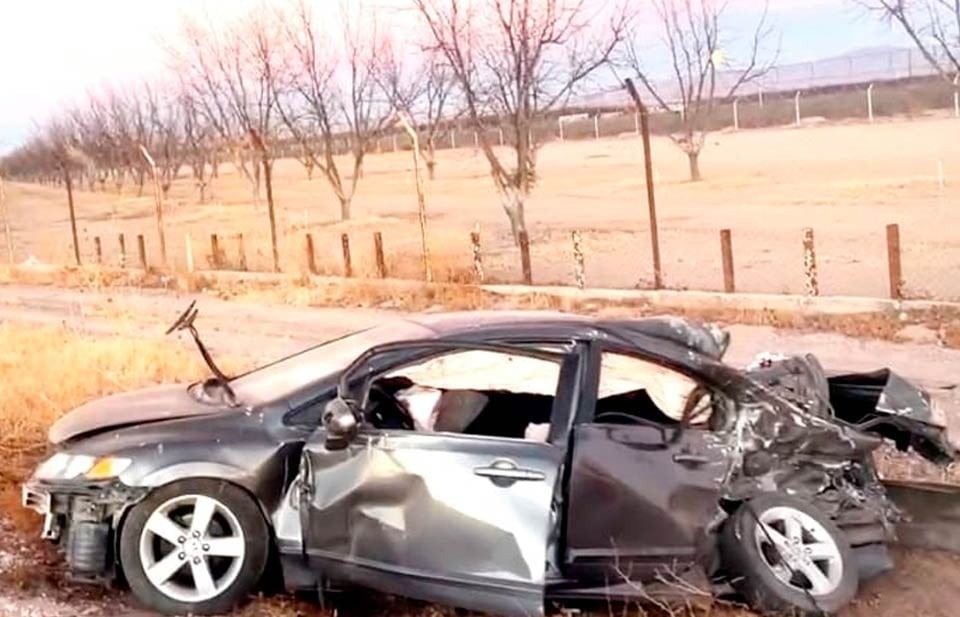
[624,79,663,289]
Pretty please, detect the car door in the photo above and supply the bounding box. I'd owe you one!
[299,342,584,617]
[562,347,728,593]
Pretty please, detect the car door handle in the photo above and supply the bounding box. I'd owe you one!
[672,453,711,466]
[474,459,546,483]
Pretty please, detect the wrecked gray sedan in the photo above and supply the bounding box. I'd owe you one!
[21,308,960,616]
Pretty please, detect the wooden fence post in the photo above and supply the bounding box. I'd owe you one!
[519,230,533,285]
[886,224,903,300]
[210,233,221,269]
[305,233,318,275]
[802,228,819,297]
[720,229,735,293]
[118,233,126,268]
[137,234,147,269]
[470,225,484,283]
[185,234,195,273]
[94,237,102,265]
[341,233,353,277]
[237,233,247,271]
[572,230,585,289]
[373,232,387,278]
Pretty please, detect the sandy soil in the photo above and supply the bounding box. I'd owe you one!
[4,114,960,298]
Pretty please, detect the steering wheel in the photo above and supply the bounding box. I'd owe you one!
[366,383,415,430]
[165,300,198,335]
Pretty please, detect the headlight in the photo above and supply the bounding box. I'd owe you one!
[34,453,131,481]
[85,456,133,480]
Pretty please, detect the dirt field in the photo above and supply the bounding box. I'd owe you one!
[4,113,960,298]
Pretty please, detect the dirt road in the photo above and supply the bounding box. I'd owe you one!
[2,283,960,615]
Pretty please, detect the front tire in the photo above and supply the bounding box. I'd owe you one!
[119,479,269,616]
[720,494,858,615]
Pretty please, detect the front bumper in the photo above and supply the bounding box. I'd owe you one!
[21,478,148,582]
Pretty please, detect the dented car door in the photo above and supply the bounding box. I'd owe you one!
[561,347,727,592]
[298,342,584,617]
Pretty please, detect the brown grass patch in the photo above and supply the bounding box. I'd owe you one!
[0,325,212,531]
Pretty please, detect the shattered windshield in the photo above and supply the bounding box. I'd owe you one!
[228,320,434,405]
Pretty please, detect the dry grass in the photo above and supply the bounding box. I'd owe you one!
[0,324,214,543]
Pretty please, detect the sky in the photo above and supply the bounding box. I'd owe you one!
[0,0,912,154]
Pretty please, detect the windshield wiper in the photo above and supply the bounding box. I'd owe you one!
[165,301,238,407]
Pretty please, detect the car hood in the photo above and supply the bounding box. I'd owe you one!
[48,383,222,445]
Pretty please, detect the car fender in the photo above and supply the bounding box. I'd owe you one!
[124,461,252,490]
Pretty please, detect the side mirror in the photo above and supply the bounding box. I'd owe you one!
[322,397,360,449]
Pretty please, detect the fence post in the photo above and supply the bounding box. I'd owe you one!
[137,234,147,269]
[519,229,532,285]
[802,228,819,297]
[867,84,875,123]
[305,233,318,275]
[185,234,194,273]
[210,233,221,269]
[94,237,102,265]
[470,224,484,283]
[373,231,386,279]
[118,233,126,268]
[720,229,735,293]
[572,230,585,290]
[237,233,247,271]
[733,98,740,130]
[886,224,903,300]
[795,91,802,126]
[341,233,353,277]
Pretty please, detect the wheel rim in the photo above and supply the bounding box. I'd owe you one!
[138,494,246,604]
[753,506,843,597]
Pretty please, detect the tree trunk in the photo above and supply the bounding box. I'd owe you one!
[502,188,528,245]
[687,151,702,182]
[339,196,352,221]
[426,159,437,181]
[262,157,280,273]
[64,168,81,266]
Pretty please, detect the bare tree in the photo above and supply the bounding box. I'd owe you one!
[624,0,777,181]
[275,0,393,221]
[43,121,84,265]
[378,43,457,180]
[414,0,630,241]
[175,17,263,212]
[143,85,186,198]
[856,1,960,79]
[174,11,283,271]
[179,91,216,203]
[0,172,13,263]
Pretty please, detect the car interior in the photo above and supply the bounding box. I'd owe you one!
[359,349,718,441]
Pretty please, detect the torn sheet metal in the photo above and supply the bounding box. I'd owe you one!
[722,354,958,541]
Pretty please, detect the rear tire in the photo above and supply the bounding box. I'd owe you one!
[119,479,269,616]
[720,494,858,615]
